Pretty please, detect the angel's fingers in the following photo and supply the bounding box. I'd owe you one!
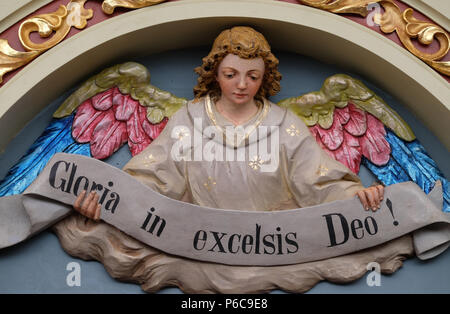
[366,188,378,211]
[372,186,381,205]
[83,191,95,205]
[357,191,369,211]
[376,185,384,201]
[73,190,86,211]
[86,193,99,219]
[80,191,93,210]
[93,204,101,221]
[80,192,92,216]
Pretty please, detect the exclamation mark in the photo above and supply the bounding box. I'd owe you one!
[385,198,399,226]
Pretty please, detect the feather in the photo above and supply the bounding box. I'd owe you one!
[63,140,91,156]
[73,87,169,160]
[0,115,91,196]
[363,153,410,185]
[113,88,138,121]
[359,114,390,166]
[127,105,152,156]
[334,106,350,125]
[90,109,128,160]
[128,137,152,157]
[310,117,343,151]
[279,74,446,211]
[333,131,362,173]
[72,100,106,143]
[363,130,449,212]
[127,105,148,144]
[344,103,367,136]
[53,62,186,121]
[91,88,114,111]
[53,62,151,118]
[308,104,366,173]
[278,74,415,142]
[142,117,169,140]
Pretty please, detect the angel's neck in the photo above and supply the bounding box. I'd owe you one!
[215,97,259,126]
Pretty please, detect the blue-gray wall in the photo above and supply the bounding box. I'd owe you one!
[0,48,448,293]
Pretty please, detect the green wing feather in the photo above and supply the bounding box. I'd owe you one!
[53,62,187,123]
[277,74,415,141]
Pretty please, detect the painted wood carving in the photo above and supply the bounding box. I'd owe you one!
[0,26,448,294]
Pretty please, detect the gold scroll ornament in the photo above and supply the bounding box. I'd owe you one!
[0,40,39,83]
[1,0,448,83]
[299,0,450,77]
[0,0,167,84]
[102,0,166,14]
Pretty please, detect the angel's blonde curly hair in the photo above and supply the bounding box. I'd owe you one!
[194,26,282,102]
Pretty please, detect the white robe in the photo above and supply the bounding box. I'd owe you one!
[123,95,364,211]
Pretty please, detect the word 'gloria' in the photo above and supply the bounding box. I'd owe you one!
[48,160,120,213]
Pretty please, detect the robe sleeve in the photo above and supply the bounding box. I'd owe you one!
[122,108,188,201]
[283,118,364,208]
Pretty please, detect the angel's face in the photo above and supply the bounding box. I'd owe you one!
[216,54,265,106]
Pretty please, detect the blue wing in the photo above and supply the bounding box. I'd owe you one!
[363,129,449,212]
[0,114,91,196]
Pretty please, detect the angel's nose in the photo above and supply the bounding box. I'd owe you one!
[237,77,247,89]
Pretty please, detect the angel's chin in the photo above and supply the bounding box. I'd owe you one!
[230,95,252,105]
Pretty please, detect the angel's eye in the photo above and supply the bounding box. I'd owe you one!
[224,73,234,79]
[250,76,259,81]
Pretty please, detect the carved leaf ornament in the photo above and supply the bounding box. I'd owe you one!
[0,0,166,83]
[0,0,448,83]
[299,0,450,76]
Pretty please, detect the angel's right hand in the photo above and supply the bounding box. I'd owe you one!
[73,190,101,221]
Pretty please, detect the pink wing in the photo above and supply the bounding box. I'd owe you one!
[72,87,168,159]
[309,102,391,173]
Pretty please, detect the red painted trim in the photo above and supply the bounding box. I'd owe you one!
[277,0,449,82]
[0,0,127,85]
[0,0,448,86]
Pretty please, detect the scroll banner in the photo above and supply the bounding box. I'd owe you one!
[1,153,450,266]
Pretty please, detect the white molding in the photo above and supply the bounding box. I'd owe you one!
[401,0,449,31]
[0,0,448,152]
[0,0,53,33]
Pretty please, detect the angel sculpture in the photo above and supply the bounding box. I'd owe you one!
[0,26,448,293]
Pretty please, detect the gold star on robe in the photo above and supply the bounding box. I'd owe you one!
[249,156,264,170]
[316,165,329,176]
[203,176,217,191]
[286,124,301,137]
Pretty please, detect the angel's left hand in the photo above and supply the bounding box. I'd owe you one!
[356,185,384,212]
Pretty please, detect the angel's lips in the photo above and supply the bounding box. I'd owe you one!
[233,93,248,98]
